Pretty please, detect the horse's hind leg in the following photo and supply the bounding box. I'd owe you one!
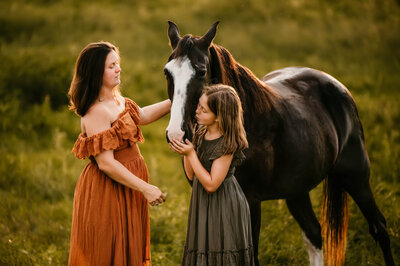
[351,183,393,265]
[332,136,394,265]
[339,177,394,265]
[286,194,323,266]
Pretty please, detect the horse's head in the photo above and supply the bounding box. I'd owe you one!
[165,21,219,143]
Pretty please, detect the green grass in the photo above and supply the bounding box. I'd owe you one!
[0,0,399,265]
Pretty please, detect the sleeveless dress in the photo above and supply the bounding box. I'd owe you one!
[68,98,151,266]
[182,136,255,266]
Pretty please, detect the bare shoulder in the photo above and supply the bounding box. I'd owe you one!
[81,103,112,136]
[117,94,126,106]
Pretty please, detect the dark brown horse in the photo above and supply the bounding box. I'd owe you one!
[164,21,394,266]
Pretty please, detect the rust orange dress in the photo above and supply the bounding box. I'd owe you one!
[68,98,151,266]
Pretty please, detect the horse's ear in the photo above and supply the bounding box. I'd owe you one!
[196,21,219,50]
[168,21,181,50]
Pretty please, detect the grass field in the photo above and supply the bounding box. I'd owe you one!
[0,0,399,265]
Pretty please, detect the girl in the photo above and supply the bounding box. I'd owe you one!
[68,42,170,266]
[170,84,255,266]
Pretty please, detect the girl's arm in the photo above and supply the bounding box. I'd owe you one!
[170,139,233,193]
[183,156,194,181]
[139,99,171,125]
[83,104,166,205]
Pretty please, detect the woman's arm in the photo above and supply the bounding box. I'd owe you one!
[83,104,166,205]
[170,139,233,193]
[95,151,165,203]
[139,99,171,125]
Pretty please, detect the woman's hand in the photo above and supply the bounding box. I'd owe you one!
[142,184,167,206]
[169,139,195,156]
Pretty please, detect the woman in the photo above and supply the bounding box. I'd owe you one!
[68,41,170,266]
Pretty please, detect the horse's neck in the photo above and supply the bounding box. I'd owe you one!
[209,45,275,114]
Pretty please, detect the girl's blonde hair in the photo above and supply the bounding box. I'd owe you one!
[193,84,248,154]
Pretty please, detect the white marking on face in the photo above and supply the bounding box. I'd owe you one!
[165,57,195,141]
[302,232,324,266]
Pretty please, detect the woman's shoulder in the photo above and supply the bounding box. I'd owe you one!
[84,102,110,119]
[81,102,111,134]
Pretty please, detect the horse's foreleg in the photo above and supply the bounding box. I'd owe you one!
[247,197,261,266]
[286,194,323,266]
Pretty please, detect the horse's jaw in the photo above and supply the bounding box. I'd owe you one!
[165,56,195,142]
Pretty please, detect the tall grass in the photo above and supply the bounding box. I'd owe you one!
[0,0,399,264]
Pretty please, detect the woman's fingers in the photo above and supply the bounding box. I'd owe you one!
[150,192,167,206]
[161,192,167,201]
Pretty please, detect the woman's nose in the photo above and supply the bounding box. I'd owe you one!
[116,65,121,73]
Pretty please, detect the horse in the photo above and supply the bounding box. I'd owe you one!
[164,21,394,266]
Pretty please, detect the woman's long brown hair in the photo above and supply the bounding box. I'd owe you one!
[68,41,120,117]
[194,84,248,154]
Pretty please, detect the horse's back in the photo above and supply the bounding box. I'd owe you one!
[262,66,363,152]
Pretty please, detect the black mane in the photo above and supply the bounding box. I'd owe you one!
[208,44,278,115]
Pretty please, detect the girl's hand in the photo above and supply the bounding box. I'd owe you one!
[143,184,167,206]
[169,139,194,156]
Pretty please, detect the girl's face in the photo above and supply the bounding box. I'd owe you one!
[102,50,121,89]
[195,94,217,126]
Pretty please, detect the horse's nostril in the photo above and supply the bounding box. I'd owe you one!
[166,131,170,143]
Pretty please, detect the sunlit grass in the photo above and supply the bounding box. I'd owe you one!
[0,0,399,265]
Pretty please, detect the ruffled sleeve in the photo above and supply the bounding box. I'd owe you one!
[208,141,225,161]
[208,140,246,166]
[124,98,142,126]
[72,98,144,160]
[232,150,246,167]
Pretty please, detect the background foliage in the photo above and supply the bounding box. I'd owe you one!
[0,0,399,265]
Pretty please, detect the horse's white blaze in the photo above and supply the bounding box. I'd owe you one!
[165,57,195,141]
[302,232,324,266]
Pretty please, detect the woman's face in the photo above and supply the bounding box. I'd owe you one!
[102,50,121,89]
[195,94,217,126]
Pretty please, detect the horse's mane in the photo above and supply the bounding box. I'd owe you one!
[208,44,277,115]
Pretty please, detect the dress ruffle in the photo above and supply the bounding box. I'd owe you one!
[182,246,254,266]
[72,98,144,160]
[207,139,246,167]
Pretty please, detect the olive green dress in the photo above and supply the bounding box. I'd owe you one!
[182,136,255,266]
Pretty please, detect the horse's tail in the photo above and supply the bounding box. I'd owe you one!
[321,175,349,266]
